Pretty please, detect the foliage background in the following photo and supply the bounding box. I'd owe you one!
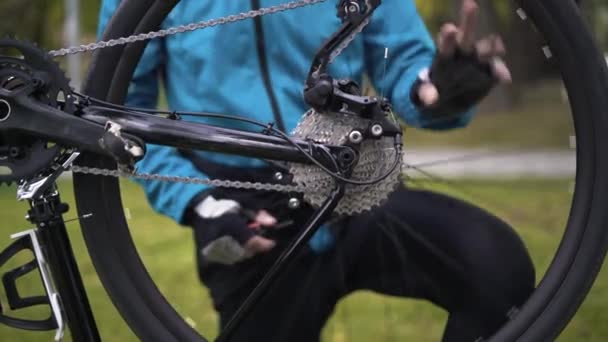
[2,0,606,108]
[0,1,607,341]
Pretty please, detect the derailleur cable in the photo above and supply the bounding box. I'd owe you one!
[20,0,402,204]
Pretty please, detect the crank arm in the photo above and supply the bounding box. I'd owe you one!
[0,91,105,154]
[0,91,144,162]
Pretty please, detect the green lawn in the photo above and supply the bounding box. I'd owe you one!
[405,102,573,149]
[0,178,606,341]
[391,79,574,150]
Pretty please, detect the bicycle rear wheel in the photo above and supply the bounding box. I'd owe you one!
[73,0,608,341]
[74,1,202,341]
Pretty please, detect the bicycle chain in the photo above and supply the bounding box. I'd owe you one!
[49,0,371,194]
[49,0,328,57]
[68,165,310,193]
[328,17,370,64]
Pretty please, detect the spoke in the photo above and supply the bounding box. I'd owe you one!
[404,148,576,180]
[381,211,517,317]
[377,222,407,341]
[406,148,524,168]
[403,151,574,189]
[403,164,540,223]
[342,299,352,342]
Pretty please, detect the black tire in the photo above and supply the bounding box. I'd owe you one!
[74,1,204,341]
[73,0,608,341]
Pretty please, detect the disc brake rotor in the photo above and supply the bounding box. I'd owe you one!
[0,39,75,185]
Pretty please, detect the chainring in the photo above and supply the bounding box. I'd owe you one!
[0,38,75,185]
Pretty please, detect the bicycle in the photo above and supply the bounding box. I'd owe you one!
[0,0,607,341]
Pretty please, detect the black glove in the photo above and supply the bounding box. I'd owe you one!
[189,189,278,265]
[411,0,512,122]
[411,49,497,119]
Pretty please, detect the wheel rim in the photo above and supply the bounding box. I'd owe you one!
[72,0,608,341]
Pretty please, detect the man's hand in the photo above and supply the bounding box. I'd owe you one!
[192,195,279,265]
[413,0,512,117]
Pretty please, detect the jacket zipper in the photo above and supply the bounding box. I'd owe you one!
[251,0,286,132]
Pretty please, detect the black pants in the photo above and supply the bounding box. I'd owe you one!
[192,183,536,342]
[184,158,536,341]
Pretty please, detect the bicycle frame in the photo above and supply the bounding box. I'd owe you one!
[1,85,354,162]
[0,61,364,341]
[83,109,356,165]
[0,91,354,341]
[0,1,392,340]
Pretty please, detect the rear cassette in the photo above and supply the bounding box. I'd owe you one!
[289,109,401,215]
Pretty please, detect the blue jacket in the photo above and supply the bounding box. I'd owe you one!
[98,0,473,225]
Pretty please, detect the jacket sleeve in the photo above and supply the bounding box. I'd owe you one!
[363,0,474,130]
[98,0,209,224]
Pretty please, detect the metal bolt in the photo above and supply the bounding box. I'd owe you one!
[371,124,383,137]
[516,8,527,20]
[348,4,359,13]
[542,46,552,59]
[274,172,283,181]
[348,130,363,144]
[9,147,20,157]
[288,197,301,209]
[338,150,355,166]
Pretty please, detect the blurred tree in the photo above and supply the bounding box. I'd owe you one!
[0,0,52,45]
[581,0,608,51]
[414,1,565,109]
[415,0,452,32]
[1,0,603,107]
[0,0,100,48]
[81,0,102,39]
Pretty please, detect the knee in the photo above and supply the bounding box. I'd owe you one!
[470,220,536,308]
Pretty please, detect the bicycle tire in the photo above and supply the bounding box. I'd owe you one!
[72,0,608,341]
[74,1,204,341]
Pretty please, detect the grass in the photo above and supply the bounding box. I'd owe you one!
[366,78,570,149]
[405,102,573,149]
[404,79,574,150]
[0,178,606,341]
[0,82,595,340]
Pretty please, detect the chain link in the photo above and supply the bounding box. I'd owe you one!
[51,0,368,193]
[69,165,309,193]
[328,17,370,64]
[49,0,327,57]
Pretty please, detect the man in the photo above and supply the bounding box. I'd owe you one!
[98,0,534,341]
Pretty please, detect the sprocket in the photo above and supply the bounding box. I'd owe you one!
[289,109,401,215]
[0,38,75,185]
